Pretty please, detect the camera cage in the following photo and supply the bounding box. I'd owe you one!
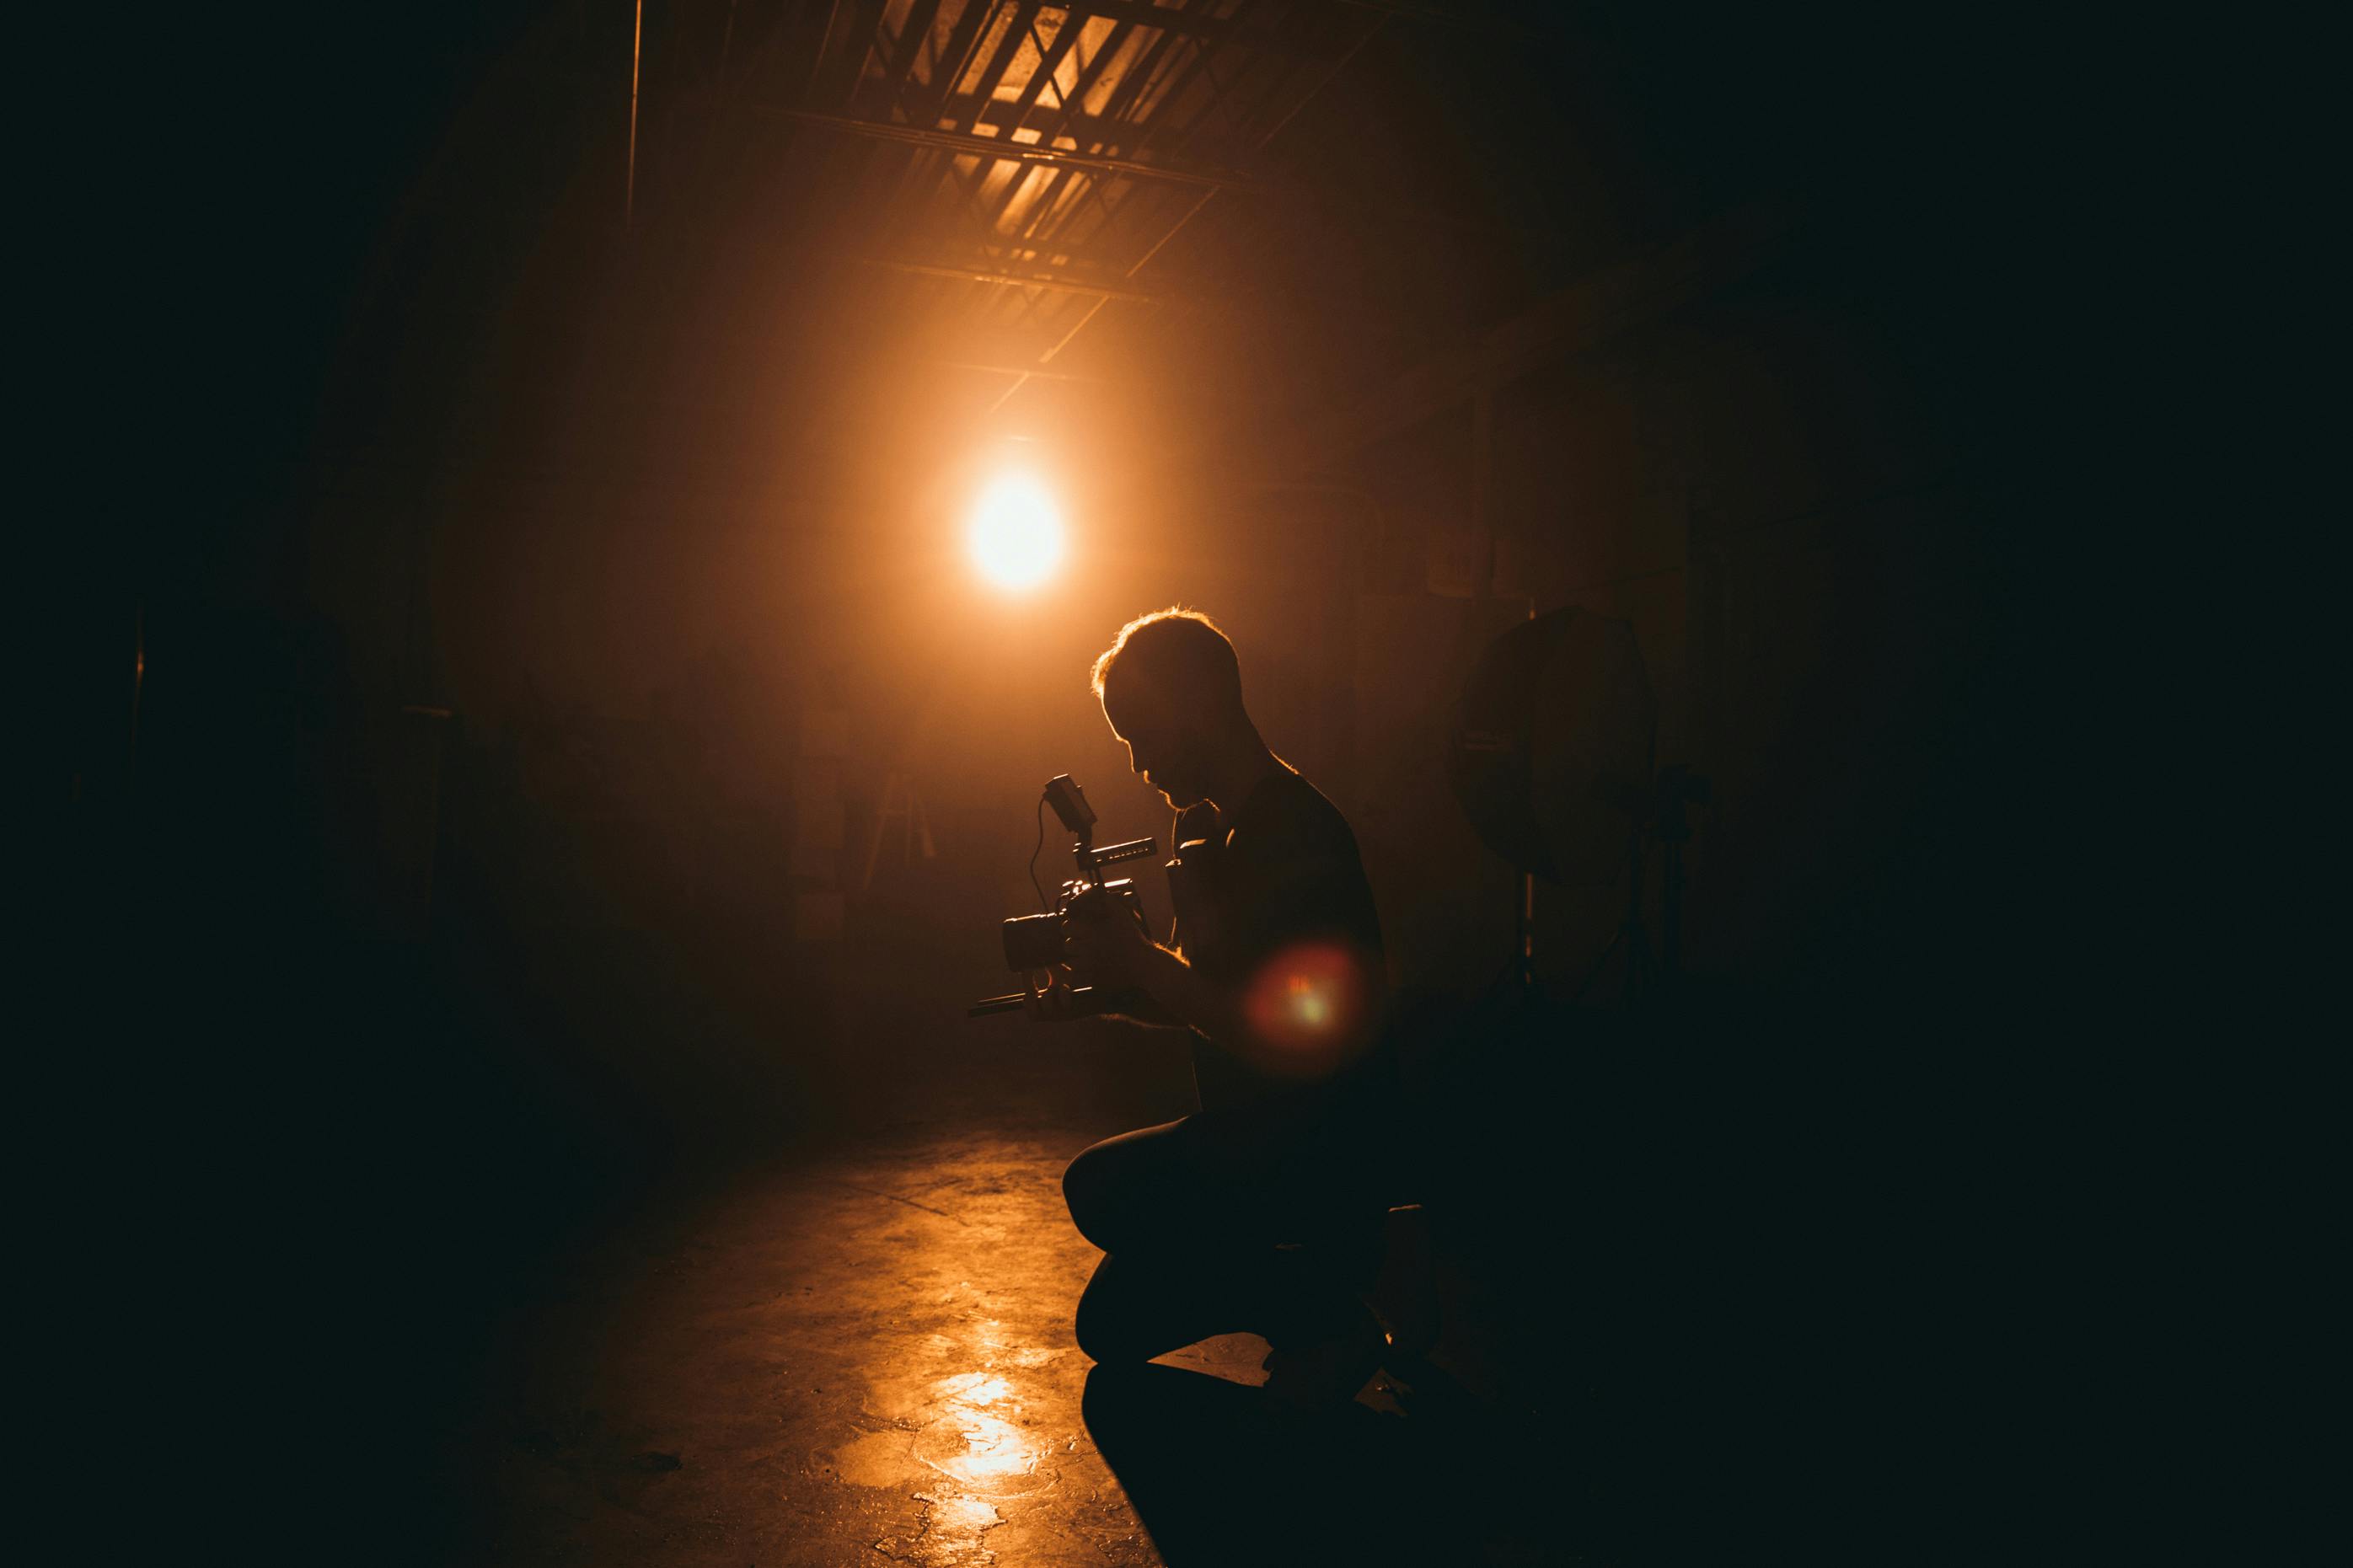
[969,776,1156,1014]
[1043,774,1155,888]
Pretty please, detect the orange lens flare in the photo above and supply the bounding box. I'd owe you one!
[1238,940,1374,1077]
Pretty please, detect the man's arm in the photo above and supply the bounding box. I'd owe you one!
[1021,965,1194,1032]
[1107,937,1247,1043]
[1055,848,1382,1072]
[1059,889,1247,1044]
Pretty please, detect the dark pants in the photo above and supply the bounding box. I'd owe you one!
[1061,1113,1386,1364]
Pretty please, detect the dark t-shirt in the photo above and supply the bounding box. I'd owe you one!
[1176,766,1390,1123]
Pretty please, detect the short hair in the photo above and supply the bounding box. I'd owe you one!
[1091,607,1244,714]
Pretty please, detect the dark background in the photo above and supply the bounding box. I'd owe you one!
[56,2,2078,1556]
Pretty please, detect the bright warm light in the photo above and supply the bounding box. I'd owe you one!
[967,473,1064,590]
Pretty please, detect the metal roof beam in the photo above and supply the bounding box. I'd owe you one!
[1045,2,1360,56]
[756,104,1241,190]
[951,1,1044,134]
[855,254,1203,307]
[928,358,1134,385]
[755,104,1475,229]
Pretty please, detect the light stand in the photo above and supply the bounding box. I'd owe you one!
[1570,764,1709,1008]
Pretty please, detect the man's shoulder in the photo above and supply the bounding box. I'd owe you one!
[1235,767,1357,854]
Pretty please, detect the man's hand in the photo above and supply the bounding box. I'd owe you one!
[1026,894,1224,1039]
[1062,886,1160,990]
[1022,966,1081,1024]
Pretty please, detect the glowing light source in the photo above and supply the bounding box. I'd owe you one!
[967,473,1064,590]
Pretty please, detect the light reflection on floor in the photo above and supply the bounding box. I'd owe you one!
[842,1344,1090,1562]
[913,1375,1052,1496]
[483,1126,1283,1565]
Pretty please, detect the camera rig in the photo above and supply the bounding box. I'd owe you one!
[967,774,1155,1018]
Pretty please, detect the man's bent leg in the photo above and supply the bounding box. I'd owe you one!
[1062,1118,1226,1256]
[1063,1113,1391,1369]
[1072,1252,1250,1364]
[1064,1113,1374,1253]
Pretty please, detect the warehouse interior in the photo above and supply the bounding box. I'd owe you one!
[59,3,2068,1562]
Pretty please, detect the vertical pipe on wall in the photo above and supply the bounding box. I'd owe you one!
[627,0,645,223]
[1467,383,1536,981]
[1471,381,1494,594]
[128,602,145,784]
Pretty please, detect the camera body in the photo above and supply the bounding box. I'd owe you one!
[968,774,1157,1018]
[1000,874,1146,971]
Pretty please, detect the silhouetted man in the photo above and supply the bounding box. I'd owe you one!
[1030,608,1410,1406]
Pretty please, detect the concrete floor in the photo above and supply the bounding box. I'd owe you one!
[440,1041,1571,1567]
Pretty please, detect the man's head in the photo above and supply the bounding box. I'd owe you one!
[1091,608,1250,808]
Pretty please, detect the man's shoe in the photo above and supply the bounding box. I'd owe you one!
[1260,1301,1389,1412]
[1362,1203,1440,1362]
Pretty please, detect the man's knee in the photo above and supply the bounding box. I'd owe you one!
[1064,1120,1195,1254]
[1072,1262,1158,1365]
[1061,1148,1109,1250]
[1071,1287,1126,1365]
[1063,1138,1147,1253]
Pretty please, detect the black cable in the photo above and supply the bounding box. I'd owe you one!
[1028,794,1050,911]
[1166,805,1184,945]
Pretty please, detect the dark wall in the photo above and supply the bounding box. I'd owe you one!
[1316,228,2017,1009]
